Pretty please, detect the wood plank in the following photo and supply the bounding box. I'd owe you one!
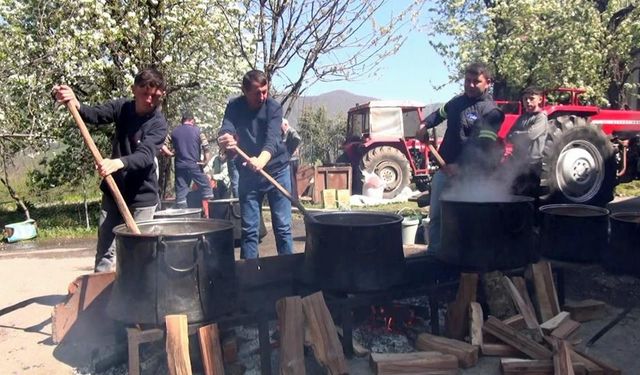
[165,314,192,375]
[512,276,537,315]
[570,350,604,375]
[541,312,571,334]
[482,316,553,360]
[564,300,607,322]
[574,349,621,375]
[551,319,581,340]
[552,339,575,375]
[469,302,483,347]
[52,272,115,343]
[481,343,524,357]
[503,314,527,330]
[501,358,586,375]
[415,332,479,368]
[503,276,541,333]
[531,261,561,322]
[445,273,478,340]
[301,292,348,375]
[198,323,225,375]
[221,334,238,364]
[370,352,458,374]
[276,296,306,375]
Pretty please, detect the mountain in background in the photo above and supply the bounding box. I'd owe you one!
[282,90,377,128]
[283,89,444,136]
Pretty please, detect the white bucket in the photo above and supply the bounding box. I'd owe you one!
[401,217,420,245]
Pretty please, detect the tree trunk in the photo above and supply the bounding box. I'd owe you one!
[0,151,30,220]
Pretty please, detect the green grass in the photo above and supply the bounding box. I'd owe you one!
[615,180,640,198]
[1,200,100,239]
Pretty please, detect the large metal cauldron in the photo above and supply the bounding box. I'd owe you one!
[439,195,536,271]
[107,218,235,325]
[604,212,640,275]
[208,198,267,245]
[153,207,202,219]
[302,211,405,292]
[539,204,609,262]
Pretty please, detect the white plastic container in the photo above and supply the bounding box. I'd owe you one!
[401,217,420,245]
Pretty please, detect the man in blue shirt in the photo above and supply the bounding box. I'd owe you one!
[168,110,213,208]
[217,70,293,259]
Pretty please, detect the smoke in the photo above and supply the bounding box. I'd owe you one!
[441,142,534,202]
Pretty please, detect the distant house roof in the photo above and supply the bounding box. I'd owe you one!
[350,100,426,110]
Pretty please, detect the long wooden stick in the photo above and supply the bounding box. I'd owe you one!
[427,143,447,167]
[65,103,141,234]
[233,146,314,221]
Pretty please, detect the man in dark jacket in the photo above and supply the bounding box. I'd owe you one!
[217,70,292,259]
[53,67,168,272]
[416,62,504,256]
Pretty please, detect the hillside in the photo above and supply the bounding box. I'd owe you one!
[282,90,377,128]
[224,89,441,129]
[283,89,444,136]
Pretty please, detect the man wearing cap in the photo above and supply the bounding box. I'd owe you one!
[168,110,214,208]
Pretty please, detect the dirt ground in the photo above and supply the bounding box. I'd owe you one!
[1,201,640,374]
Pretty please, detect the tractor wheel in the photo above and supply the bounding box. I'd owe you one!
[540,115,616,206]
[360,146,411,199]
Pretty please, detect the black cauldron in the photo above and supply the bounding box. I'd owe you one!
[302,211,405,292]
[439,195,536,271]
[539,204,609,262]
[604,212,640,275]
[107,218,235,325]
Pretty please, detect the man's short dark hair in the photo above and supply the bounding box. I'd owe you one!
[521,86,543,97]
[465,62,493,81]
[181,109,194,122]
[134,67,166,91]
[242,70,268,91]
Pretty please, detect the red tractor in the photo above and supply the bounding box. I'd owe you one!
[339,88,640,206]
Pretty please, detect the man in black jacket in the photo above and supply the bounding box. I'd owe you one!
[53,67,168,272]
[416,62,504,256]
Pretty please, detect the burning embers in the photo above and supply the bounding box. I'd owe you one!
[349,300,435,355]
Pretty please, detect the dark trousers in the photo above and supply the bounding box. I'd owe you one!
[175,165,213,207]
[95,195,156,272]
[289,159,299,198]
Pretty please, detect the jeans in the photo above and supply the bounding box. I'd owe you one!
[238,165,293,259]
[289,159,299,198]
[95,195,157,272]
[428,170,449,256]
[175,165,213,207]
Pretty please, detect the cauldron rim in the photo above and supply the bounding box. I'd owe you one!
[539,203,609,217]
[440,194,534,204]
[610,211,640,223]
[309,211,403,227]
[113,218,234,238]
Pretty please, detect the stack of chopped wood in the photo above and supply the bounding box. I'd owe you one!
[441,260,621,375]
[276,292,349,375]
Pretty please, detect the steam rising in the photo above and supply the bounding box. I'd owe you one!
[441,142,534,202]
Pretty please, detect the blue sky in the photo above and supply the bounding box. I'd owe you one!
[299,3,461,104]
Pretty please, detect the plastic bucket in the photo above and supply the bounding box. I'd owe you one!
[401,217,420,245]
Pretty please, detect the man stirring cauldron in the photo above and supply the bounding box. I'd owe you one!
[416,62,504,256]
[52,67,168,272]
[217,70,293,259]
